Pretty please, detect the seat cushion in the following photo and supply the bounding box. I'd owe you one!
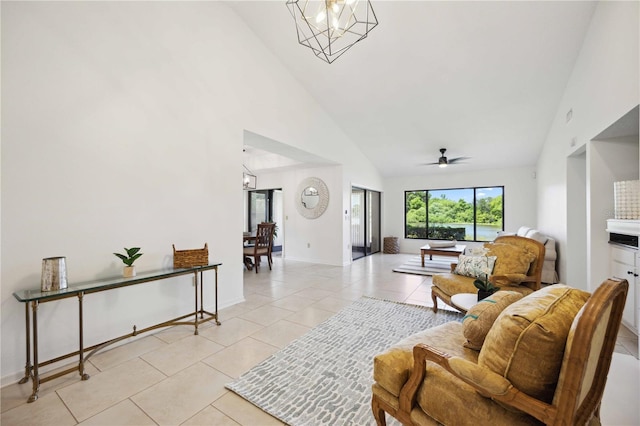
[478,285,591,402]
[431,273,477,297]
[416,362,541,426]
[373,322,477,398]
[243,247,268,255]
[462,291,524,350]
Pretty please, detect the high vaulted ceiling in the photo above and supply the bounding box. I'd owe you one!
[231,1,597,177]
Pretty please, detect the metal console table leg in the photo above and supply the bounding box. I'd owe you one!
[28,301,39,403]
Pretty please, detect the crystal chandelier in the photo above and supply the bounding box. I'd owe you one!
[286,0,378,64]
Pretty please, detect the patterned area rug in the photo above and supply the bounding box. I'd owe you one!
[225,297,463,426]
[392,256,452,276]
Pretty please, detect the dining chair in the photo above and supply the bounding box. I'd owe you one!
[243,223,274,273]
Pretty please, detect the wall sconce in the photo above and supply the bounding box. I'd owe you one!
[243,165,257,190]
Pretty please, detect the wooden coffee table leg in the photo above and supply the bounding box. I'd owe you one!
[421,251,425,267]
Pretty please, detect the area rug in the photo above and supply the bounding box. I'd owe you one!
[392,256,452,276]
[225,297,463,426]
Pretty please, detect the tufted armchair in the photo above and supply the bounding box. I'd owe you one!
[372,278,628,426]
[499,226,559,284]
[431,235,545,313]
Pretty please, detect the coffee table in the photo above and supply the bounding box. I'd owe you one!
[420,244,466,267]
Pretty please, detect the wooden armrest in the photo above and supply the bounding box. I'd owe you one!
[401,343,557,424]
[450,263,457,272]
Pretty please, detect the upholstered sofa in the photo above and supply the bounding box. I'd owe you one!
[500,226,559,284]
[431,235,545,313]
[371,278,628,426]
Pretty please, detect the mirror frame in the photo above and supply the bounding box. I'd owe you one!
[296,177,329,219]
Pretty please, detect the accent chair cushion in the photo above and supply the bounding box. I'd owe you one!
[453,255,497,279]
[484,242,536,277]
[432,274,535,300]
[478,285,591,402]
[462,291,524,350]
[432,273,476,297]
[373,322,477,398]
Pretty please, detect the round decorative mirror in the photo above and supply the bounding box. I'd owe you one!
[296,177,329,219]
[301,186,320,209]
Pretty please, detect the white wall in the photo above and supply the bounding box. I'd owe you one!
[588,138,639,288]
[383,166,537,254]
[0,2,381,385]
[254,166,346,265]
[537,1,639,287]
[566,150,588,288]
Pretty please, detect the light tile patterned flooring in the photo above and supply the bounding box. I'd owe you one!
[1,253,638,425]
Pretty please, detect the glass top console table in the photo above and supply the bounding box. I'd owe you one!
[13,263,222,403]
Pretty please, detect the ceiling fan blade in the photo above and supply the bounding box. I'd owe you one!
[422,149,470,166]
[448,156,470,164]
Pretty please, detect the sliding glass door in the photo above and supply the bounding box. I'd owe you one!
[248,189,283,252]
[351,187,381,260]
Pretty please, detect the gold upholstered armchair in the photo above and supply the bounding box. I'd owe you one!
[431,235,545,312]
[372,278,628,426]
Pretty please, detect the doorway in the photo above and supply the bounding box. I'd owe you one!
[248,189,283,253]
[351,187,381,260]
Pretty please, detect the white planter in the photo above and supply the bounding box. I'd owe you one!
[123,266,136,278]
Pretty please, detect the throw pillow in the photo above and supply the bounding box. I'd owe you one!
[453,255,497,279]
[484,242,536,276]
[525,229,548,245]
[478,285,591,403]
[461,291,524,350]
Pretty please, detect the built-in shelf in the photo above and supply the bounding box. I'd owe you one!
[606,219,640,237]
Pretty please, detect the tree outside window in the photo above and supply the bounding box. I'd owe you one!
[405,187,504,241]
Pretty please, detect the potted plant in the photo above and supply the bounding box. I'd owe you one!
[114,247,143,278]
[473,273,498,301]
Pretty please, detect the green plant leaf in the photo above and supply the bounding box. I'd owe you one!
[473,278,486,291]
[127,253,143,266]
[126,247,141,256]
[114,248,143,266]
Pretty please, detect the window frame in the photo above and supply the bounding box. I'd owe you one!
[404,186,505,242]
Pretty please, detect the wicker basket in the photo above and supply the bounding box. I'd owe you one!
[173,243,209,268]
[383,237,400,254]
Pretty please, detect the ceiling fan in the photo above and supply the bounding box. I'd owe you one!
[425,148,469,168]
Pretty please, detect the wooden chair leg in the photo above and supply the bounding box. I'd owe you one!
[371,396,387,426]
[431,292,439,313]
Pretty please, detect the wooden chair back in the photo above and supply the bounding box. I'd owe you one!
[255,223,273,252]
[550,278,628,425]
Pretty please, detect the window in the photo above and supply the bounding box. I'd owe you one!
[405,186,504,241]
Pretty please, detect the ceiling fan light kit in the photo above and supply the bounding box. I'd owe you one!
[286,0,378,64]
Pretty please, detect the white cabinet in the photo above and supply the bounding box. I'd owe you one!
[610,245,639,334]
